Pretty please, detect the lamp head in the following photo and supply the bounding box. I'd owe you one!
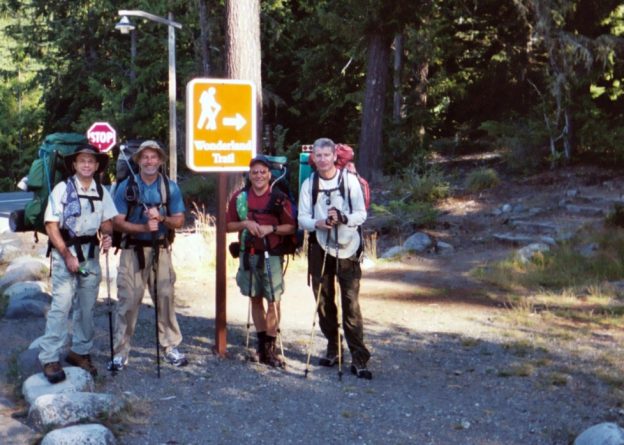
[115,16,135,34]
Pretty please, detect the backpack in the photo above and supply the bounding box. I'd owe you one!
[9,133,93,235]
[303,144,370,260]
[236,155,303,256]
[112,172,174,249]
[115,139,144,184]
[303,143,371,210]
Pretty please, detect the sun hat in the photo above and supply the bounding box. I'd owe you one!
[64,144,109,174]
[132,140,167,163]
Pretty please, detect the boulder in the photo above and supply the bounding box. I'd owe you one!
[5,291,50,319]
[22,367,94,406]
[29,392,126,431]
[574,422,624,445]
[517,243,550,264]
[0,257,49,292]
[41,423,117,445]
[380,246,407,259]
[403,232,433,252]
[3,281,48,299]
[436,241,455,255]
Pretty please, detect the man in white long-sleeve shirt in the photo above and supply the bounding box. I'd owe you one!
[298,137,372,379]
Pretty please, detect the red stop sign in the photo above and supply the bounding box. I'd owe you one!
[87,122,117,152]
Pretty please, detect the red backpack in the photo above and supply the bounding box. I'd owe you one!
[308,143,371,210]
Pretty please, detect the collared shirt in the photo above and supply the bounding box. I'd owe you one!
[44,176,118,236]
[114,174,185,241]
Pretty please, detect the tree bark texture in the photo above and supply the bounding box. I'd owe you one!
[392,33,403,124]
[358,31,391,182]
[225,0,263,152]
[198,0,211,75]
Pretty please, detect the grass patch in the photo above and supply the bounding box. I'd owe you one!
[502,339,533,357]
[464,168,500,192]
[370,201,439,233]
[474,226,624,290]
[545,371,570,386]
[498,362,534,377]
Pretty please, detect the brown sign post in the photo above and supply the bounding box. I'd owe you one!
[185,78,257,356]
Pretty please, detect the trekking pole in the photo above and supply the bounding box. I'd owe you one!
[150,225,161,378]
[244,244,254,358]
[334,224,343,381]
[263,236,285,367]
[105,250,116,375]
[304,232,330,378]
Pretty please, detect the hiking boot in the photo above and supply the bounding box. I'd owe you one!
[250,331,266,363]
[262,336,285,368]
[107,355,127,371]
[164,347,188,367]
[318,355,340,367]
[350,363,373,380]
[42,362,66,384]
[66,351,97,377]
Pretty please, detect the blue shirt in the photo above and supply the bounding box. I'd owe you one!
[114,175,185,241]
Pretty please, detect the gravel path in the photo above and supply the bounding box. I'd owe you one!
[2,251,619,445]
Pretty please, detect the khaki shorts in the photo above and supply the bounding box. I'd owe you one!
[236,254,284,302]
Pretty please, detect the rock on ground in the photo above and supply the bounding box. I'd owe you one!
[41,423,117,445]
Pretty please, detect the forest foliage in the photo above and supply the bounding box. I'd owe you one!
[0,0,623,192]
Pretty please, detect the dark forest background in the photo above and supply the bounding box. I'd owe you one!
[1,0,623,194]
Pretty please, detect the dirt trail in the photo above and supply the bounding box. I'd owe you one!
[1,164,623,444]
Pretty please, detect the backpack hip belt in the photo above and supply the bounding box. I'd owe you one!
[54,231,99,263]
[123,238,170,270]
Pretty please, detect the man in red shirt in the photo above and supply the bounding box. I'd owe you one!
[226,156,296,367]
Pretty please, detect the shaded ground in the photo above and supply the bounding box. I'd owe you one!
[1,163,624,444]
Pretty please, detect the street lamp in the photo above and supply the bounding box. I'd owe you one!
[115,10,182,182]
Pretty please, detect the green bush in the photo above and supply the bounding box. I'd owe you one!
[391,164,450,203]
[370,200,438,233]
[480,117,549,173]
[465,168,500,192]
[179,174,217,210]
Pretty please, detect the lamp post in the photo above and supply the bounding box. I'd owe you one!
[115,10,182,182]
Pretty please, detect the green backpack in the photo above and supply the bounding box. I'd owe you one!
[10,133,89,235]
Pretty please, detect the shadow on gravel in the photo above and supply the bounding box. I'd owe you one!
[73,302,621,445]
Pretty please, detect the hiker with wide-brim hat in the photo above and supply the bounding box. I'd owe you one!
[63,144,110,175]
[39,143,118,384]
[108,138,189,373]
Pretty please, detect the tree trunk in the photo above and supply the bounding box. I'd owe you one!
[357,31,391,182]
[225,0,263,152]
[198,0,211,75]
[392,33,403,124]
[415,60,429,147]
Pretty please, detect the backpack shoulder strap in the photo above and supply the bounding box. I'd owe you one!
[159,173,171,215]
[95,180,103,199]
[311,172,319,219]
[338,169,352,212]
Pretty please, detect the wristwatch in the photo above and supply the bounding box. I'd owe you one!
[272,225,277,233]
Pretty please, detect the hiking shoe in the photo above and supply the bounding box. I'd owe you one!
[261,336,286,368]
[66,351,98,377]
[350,364,373,380]
[107,355,127,371]
[164,347,188,367]
[43,362,66,384]
[318,355,339,367]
